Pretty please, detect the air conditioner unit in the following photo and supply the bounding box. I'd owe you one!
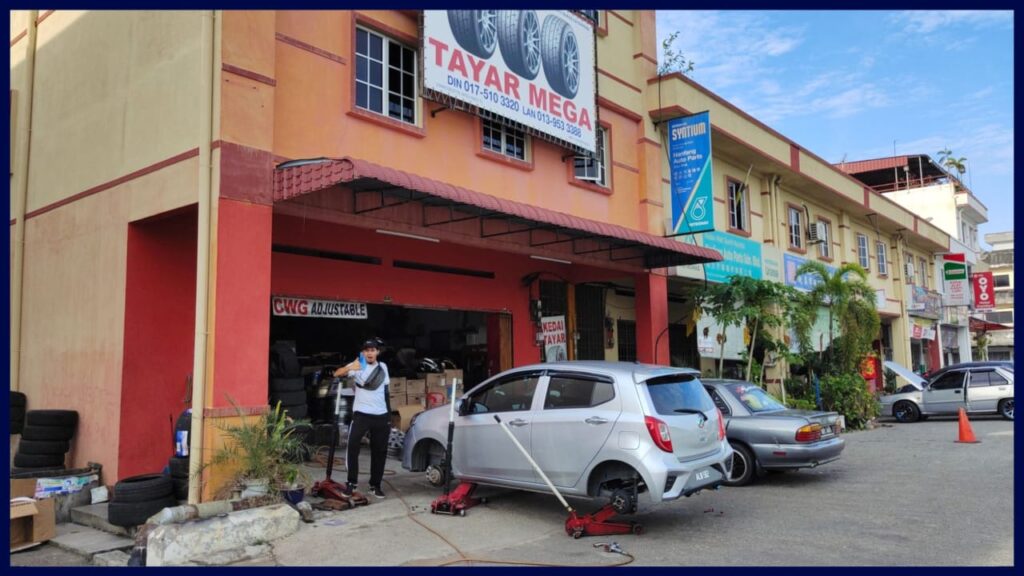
[806,222,826,244]
[904,262,915,279]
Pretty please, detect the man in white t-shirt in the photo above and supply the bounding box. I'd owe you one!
[333,339,391,499]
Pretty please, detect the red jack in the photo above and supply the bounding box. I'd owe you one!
[430,482,484,516]
[565,504,643,539]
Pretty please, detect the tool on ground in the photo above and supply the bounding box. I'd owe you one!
[312,373,368,507]
[593,542,626,555]
[492,414,642,538]
[955,407,980,444]
[431,378,484,516]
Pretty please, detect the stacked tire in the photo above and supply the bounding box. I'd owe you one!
[108,474,176,528]
[13,410,78,475]
[10,392,26,435]
[270,376,308,419]
[168,410,191,501]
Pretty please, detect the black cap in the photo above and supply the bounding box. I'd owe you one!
[362,339,381,350]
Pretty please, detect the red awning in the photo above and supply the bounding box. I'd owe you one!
[969,316,1012,332]
[273,157,722,269]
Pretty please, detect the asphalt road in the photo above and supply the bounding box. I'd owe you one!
[265,414,1014,567]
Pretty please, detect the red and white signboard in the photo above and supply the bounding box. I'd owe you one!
[423,10,597,153]
[972,272,995,310]
[541,315,568,362]
[271,296,368,319]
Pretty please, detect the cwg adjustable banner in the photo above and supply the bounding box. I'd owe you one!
[668,111,715,235]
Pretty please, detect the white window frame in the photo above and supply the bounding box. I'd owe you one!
[574,126,607,186]
[857,234,870,270]
[817,219,832,259]
[355,26,417,125]
[482,118,528,161]
[727,179,747,232]
[876,241,888,276]
[788,207,803,249]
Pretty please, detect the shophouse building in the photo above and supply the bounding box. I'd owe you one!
[980,231,1014,360]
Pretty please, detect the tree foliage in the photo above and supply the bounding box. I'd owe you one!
[658,31,695,76]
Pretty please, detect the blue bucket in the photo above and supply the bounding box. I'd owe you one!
[282,488,305,505]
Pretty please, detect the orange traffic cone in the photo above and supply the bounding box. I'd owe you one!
[955,408,980,444]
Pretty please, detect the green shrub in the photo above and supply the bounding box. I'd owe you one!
[819,373,879,430]
[786,397,818,411]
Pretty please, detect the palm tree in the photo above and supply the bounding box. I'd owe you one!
[936,147,967,184]
[794,261,877,373]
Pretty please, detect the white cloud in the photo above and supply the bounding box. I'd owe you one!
[890,10,1012,34]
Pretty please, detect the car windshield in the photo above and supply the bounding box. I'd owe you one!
[645,374,715,415]
[723,383,786,413]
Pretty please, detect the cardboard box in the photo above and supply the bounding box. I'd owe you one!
[406,393,426,408]
[423,373,445,388]
[10,479,56,552]
[391,405,425,432]
[443,369,464,383]
[405,379,426,396]
[389,377,407,394]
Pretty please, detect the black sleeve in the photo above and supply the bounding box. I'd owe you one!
[385,384,392,415]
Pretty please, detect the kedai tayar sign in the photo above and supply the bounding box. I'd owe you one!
[667,112,714,235]
[941,253,970,306]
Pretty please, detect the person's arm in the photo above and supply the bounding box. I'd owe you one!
[333,359,362,378]
[385,384,392,415]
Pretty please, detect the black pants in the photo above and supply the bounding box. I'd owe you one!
[346,411,389,488]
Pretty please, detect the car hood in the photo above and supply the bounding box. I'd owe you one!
[884,361,926,390]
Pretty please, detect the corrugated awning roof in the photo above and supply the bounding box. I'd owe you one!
[969,316,1012,332]
[274,157,722,270]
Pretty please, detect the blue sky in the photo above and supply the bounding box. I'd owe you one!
[655,10,1014,249]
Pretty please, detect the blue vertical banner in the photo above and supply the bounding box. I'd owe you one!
[668,111,714,235]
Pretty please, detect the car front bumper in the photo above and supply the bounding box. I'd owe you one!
[750,436,845,470]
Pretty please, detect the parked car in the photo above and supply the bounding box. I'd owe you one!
[880,361,1014,422]
[924,361,1013,380]
[402,362,733,511]
[701,379,845,486]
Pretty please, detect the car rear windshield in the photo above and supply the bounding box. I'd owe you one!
[724,383,786,413]
[644,374,715,416]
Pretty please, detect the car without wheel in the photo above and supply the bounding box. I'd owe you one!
[402,361,733,513]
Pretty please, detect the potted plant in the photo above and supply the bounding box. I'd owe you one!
[279,464,311,505]
[207,398,310,501]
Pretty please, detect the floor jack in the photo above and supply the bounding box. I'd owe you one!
[312,375,368,509]
[493,415,643,539]
[430,379,486,516]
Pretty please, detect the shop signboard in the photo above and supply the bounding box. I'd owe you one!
[699,231,762,284]
[271,296,368,319]
[423,10,597,153]
[910,321,936,341]
[696,312,745,360]
[783,253,835,293]
[541,315,568,362]
[908,286,942,319]
[941,253,970,306]
[761,246,783,283]
[667,111,715,235]
[972,271,995,310]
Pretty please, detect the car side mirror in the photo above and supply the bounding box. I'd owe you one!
[456,399,468,416]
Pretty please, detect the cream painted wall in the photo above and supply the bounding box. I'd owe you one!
[27,11,203,212]
[882,185,958,238]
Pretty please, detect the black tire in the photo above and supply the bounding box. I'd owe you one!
[14,452,66,468]
[18,439,70,455]
[26,409,79,428]
[723,442,755,487]
[10,416,25,435]
[270,390,307,407]
[893,401,921,423]
[448,10,498,59]
[21,424,75,441]
[10,391,27,408]
[168,456,190,479]
[270,377,305,394]
[113,474,174,503]
[108,496,177,528]
[11,466,65,476]
[497,11,541,80]
[172,478,189,501]
[280,403,308,420]
[999,398,1014,421]
[270,342,301,378]
[175,410,191,433]
[540,14,580,99]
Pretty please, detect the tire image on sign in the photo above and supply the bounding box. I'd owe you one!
[448,10,498,59]
[540,15,580,99]
[497,11,541,80]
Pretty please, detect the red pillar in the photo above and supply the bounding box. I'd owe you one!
[635,273,669,364]
[927,335,942,374]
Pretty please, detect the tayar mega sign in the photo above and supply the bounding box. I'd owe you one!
[423,10,597,153]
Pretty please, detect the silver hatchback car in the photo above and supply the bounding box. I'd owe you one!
[402,361,733,508]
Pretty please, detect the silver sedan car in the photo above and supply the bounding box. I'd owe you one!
[702,379,845,486]
[879,361,1015,422]
[402,362,733,510]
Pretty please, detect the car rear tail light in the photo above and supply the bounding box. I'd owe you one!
[645,416,674,453]
[716,408,726,441]
[795,423,823,442]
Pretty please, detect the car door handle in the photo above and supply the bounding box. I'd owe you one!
[507,419,529,427]
[954,390,962,394]
[585,416,609,425]
[998,387,1007,391]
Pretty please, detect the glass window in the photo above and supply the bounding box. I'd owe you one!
[989,371,1009,385]
[919,257,929,289]
[968,370,995,388]
[723,383,786,413]
[728,179,747,232]
[705,387,731,416]
[817,220,832,259]
[876,241,888,275]
[857,234,870,270]
[929,371,965,391]
[574,127,607,186]
[483,118,527,161]
[465,373,539,414]
[645,374,715,416]
[994,274,1011,288]
[355,27,416,124]
[543,375,615,409]
[788,207,803,249]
